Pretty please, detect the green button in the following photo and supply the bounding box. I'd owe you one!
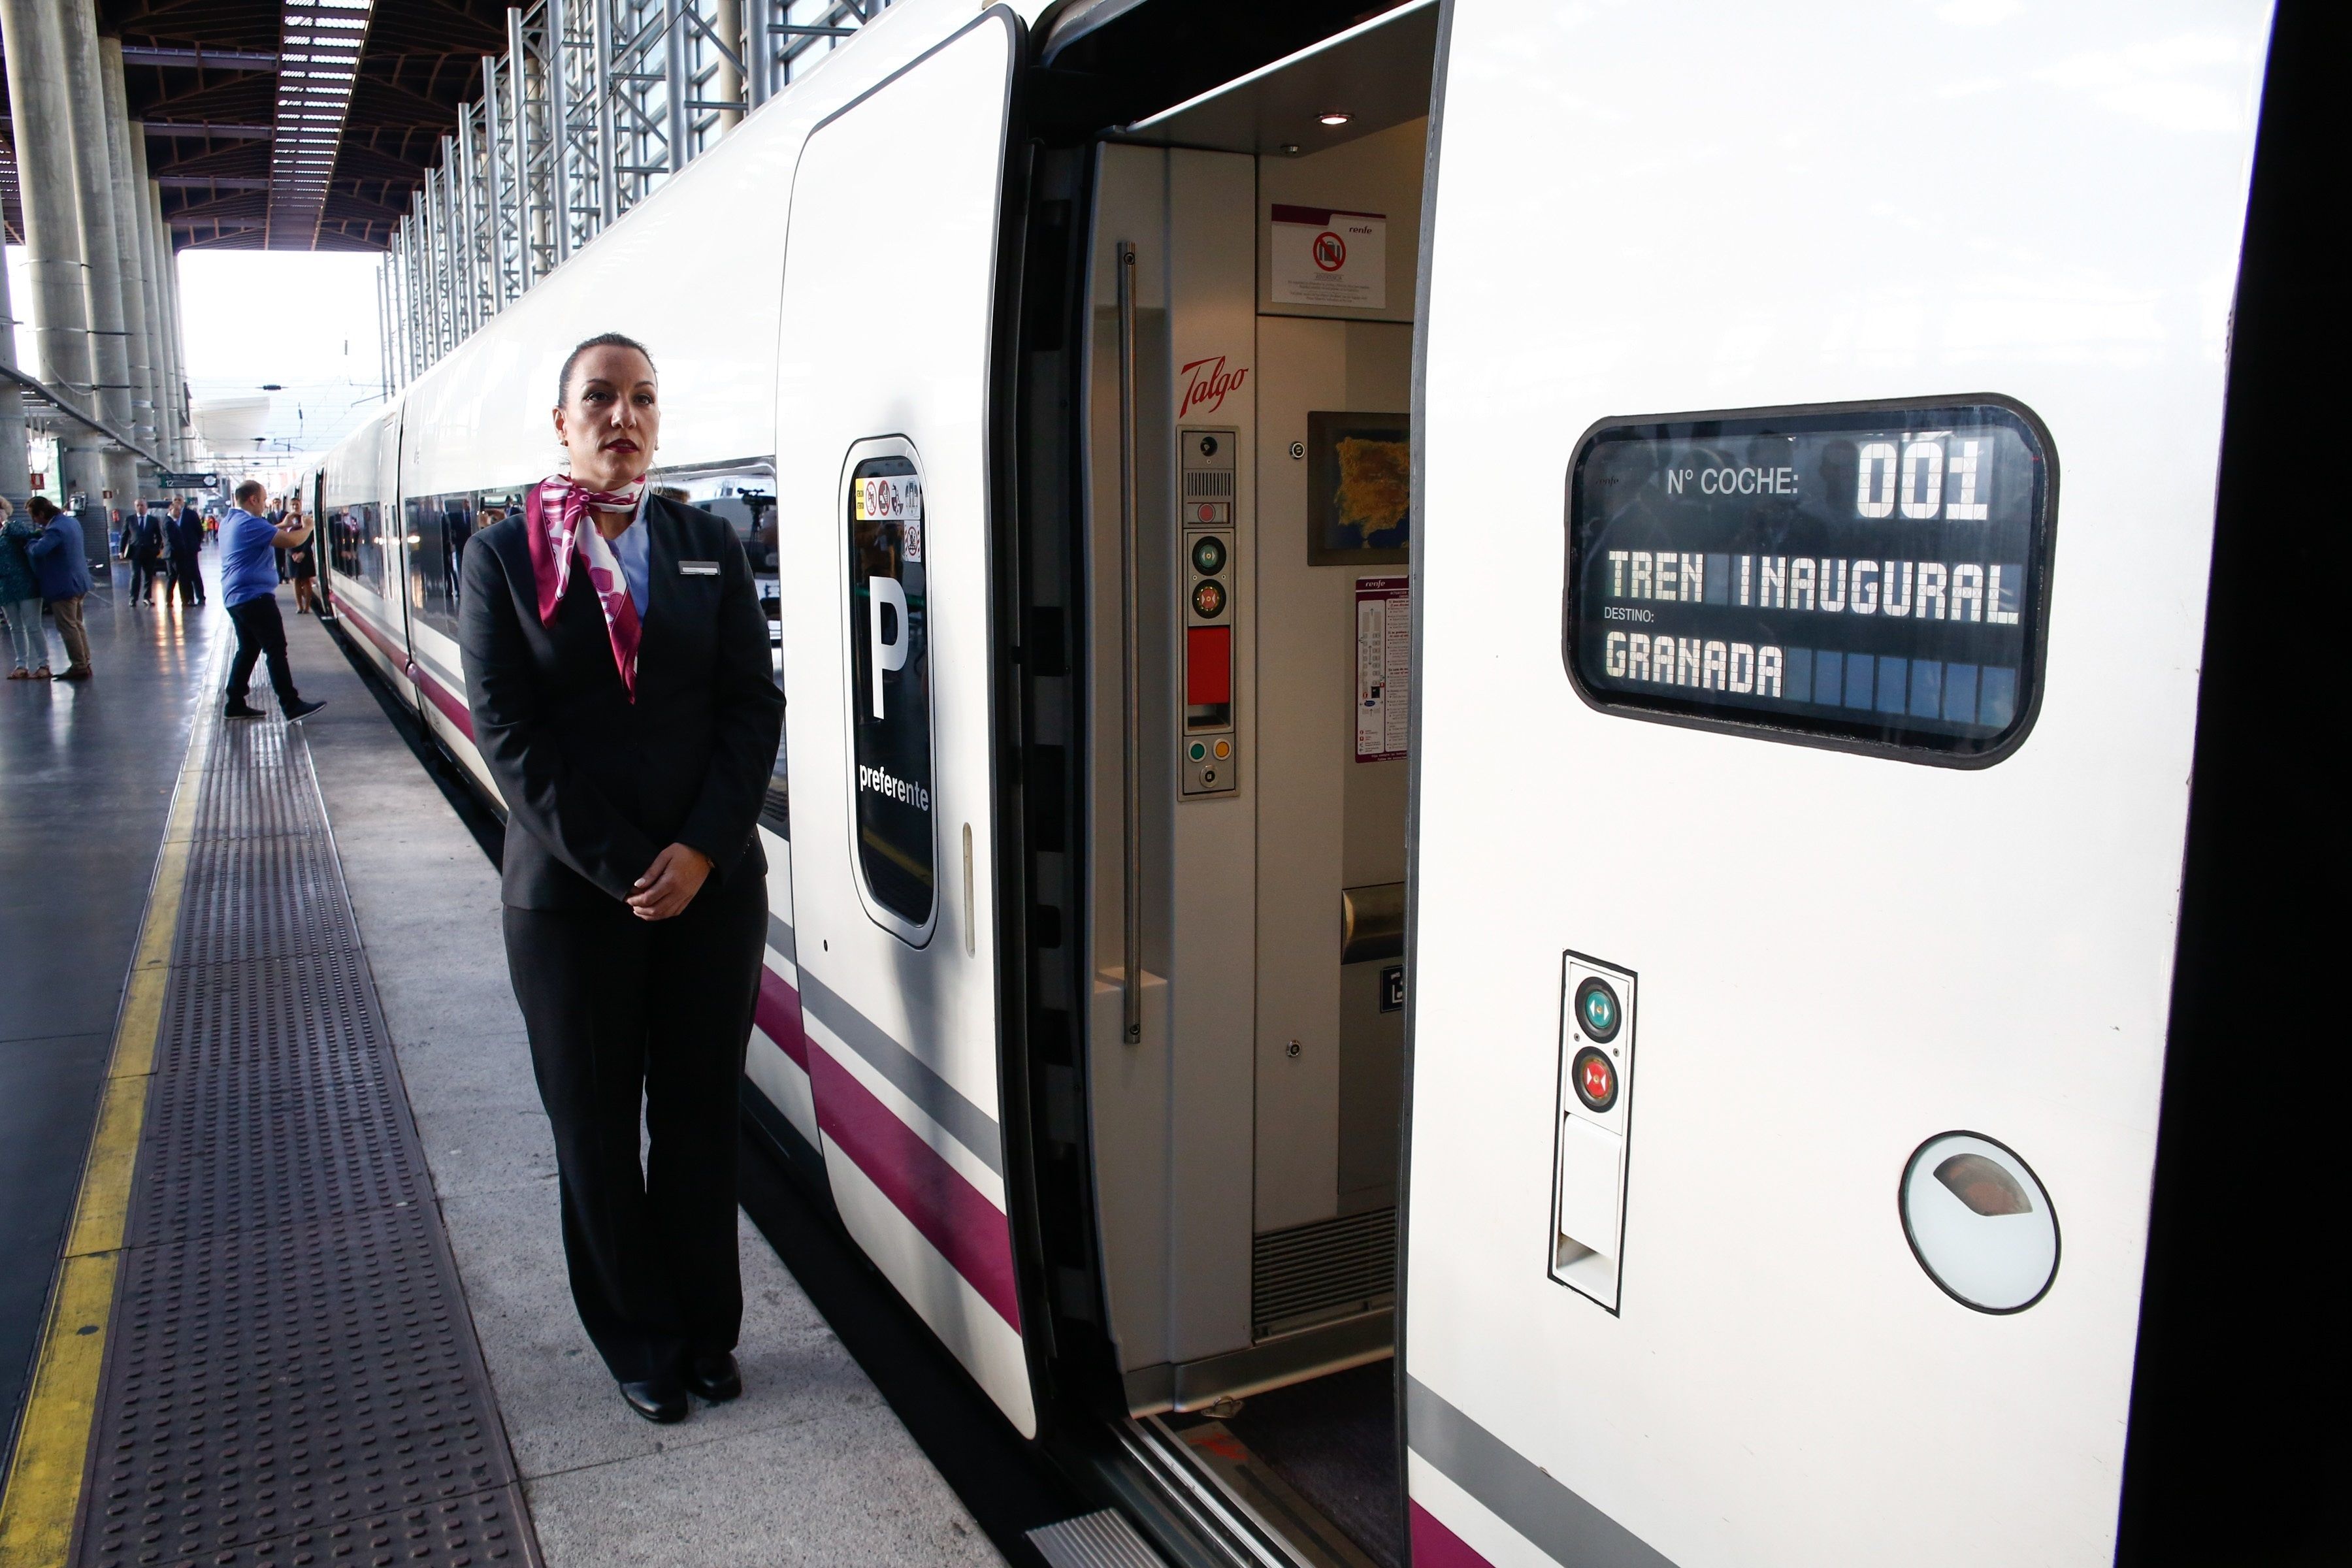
[1192,536,1227,574]
[1188,742,1207,761]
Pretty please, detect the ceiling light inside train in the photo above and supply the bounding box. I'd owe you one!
[1318,112,1351,126]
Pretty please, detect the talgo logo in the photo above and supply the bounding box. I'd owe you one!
[1179,355,1249,417]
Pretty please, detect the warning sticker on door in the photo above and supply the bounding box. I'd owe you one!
[1271,204,1386,310]
[1356,576,1410,762]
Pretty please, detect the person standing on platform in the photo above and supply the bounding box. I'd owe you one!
[24,498,92,681]
[171,497,206,606]
[459,333,783,1426]
[2,497,51,680]
[289,523,319,616]
[219,480,325,721]
[125,501,167,606]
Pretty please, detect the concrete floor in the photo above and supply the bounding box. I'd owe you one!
[0,559,220,1479]
[282,604,1003,1567]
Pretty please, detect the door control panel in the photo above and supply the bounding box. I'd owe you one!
[1550,950,1638,1312]
[1180,427,1239,796]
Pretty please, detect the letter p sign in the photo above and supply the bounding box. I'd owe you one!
[869,573,909,719]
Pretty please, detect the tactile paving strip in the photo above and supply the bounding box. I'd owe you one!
[72,715,538,1568]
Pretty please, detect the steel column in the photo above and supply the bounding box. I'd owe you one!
[97,39,159,463]
[0,0,92,498]
[147,180,187,463]
[125,114,173,464]
[591,0,618,226]
[0,241,29,505]
[664,0,691,171]
[59,0,140,504]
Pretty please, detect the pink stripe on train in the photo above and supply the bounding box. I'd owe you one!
[1409,1502,1497,1568]
[755,964,808,1069]
[333,598,477,742]
[808,1041,1022,1331]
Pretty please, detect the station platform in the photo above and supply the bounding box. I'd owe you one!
[0,566,1026,1568]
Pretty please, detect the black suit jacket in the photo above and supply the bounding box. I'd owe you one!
[458,495,785,910]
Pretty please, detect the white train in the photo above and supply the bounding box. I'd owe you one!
[306,1,2330,1564]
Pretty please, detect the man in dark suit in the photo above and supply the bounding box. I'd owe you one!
[171,495,206,605]
[457,333,783,1424]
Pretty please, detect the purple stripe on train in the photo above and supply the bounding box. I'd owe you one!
[808,1041,1022,1331]
[1409,1502,1496,1568]
[755,964,807,1069]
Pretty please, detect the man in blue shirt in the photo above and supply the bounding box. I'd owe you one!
[220,478,325,719]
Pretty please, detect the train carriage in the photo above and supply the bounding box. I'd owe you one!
[313,1,2335,1564]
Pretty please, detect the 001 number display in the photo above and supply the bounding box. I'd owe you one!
[1562,399,2055,764]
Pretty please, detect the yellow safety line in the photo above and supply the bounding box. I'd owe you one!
[0,692,214,1568]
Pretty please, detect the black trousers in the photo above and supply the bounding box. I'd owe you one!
[131,557,162,600]
[502,864,767,1382]
[172,550,204,602]
[226,596,300,706]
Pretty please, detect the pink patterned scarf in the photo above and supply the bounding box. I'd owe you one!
[525,473,646,701]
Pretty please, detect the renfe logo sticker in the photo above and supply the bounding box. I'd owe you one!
[1179,356,1249,417]
[1270,204,1387,310]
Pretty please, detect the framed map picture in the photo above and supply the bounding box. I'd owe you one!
[1306,411,1411,565]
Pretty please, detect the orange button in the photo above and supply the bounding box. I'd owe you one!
[1213,739,1231,759]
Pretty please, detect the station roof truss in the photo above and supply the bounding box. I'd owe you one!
[3,0,510,252]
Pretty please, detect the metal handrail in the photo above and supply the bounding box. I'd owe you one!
[1116,240,1143,1045]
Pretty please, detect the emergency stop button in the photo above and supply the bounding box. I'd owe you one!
[1571,1047,1618,1113]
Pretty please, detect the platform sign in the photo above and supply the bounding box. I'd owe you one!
[158,471,220,489]
[1563,400,2055,764]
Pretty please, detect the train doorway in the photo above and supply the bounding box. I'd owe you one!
[1060,8,1440,1563]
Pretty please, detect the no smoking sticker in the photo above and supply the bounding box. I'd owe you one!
[1271,204,1386,309]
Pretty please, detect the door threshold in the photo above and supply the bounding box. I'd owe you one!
[1126,1414,1384,1568]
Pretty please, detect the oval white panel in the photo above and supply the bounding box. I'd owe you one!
[1900,1132,2059,1313]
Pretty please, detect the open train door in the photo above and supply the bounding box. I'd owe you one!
[771,8,1036,1435]
[1401,5,2278,1567]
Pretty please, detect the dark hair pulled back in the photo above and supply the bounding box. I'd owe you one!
[555,333,657,408]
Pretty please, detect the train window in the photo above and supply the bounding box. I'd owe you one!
[1562,399,2055,764]
[653,468,781,648]
[843,444,934,942]
[405,494,458,637]
[327,504,363,578]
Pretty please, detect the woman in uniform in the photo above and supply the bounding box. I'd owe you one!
[458,333,784,1424]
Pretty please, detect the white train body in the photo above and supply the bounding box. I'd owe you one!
[311,2,2323,1564]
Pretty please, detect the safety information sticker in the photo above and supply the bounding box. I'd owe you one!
[1356,575,1410,762]
[1271,204,1387,310]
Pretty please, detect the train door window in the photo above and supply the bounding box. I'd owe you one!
[842,442,932,942]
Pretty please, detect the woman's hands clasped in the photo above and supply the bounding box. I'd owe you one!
[629,843,713,920]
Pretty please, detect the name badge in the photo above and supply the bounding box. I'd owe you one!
[679,560,720,576]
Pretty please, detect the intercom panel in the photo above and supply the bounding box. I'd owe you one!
[1180,425,1240,796]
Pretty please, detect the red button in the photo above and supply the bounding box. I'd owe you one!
[1572,1047,1618,1112]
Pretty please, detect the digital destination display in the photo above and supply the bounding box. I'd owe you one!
[1564,400,2053,762]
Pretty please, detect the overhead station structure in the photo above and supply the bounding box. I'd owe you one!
[378,0,883,389]
[1,1,873,514]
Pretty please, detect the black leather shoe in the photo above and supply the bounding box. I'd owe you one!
[619,1378,688,1424]
[223,698,262,718]
[282,697,325,721]
[683,1353,741,1403]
